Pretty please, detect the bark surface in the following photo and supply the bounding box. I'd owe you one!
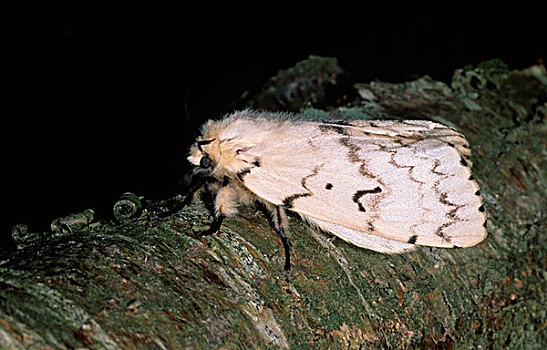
[1,58,545,349]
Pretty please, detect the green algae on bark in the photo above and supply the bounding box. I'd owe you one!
[245,55,351,111]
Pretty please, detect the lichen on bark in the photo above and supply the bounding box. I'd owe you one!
[1,58,545,349]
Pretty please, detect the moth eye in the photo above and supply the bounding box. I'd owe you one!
[199,156,212,168]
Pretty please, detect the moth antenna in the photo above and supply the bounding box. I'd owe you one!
[183,88,197,140]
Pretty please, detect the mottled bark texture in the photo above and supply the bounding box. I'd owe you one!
[1,58,545,349]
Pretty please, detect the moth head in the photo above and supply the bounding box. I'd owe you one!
[188,115,262,178]
[188,138,217,172]
[188,136,259,177]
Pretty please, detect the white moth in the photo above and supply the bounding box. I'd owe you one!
[186,110,487,269]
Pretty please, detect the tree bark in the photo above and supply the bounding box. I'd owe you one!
[1,58,545,349]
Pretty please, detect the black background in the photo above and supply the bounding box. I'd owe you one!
[4,3,545,249]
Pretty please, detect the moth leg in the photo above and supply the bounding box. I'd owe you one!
[180,174,215,208]
[277,207,291,270]
[197,177,233,237]
[155,172,217,219]
[152,174,211,219]
[278,226,291,271]
[265,203,291,270]
[196,214,224,237]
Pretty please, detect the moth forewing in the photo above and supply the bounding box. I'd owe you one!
[186,110,487,269]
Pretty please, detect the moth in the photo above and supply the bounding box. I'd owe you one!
[185,110,487,270]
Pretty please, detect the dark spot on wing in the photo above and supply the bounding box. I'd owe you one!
[282,165,323,208]
[324,120,355,126]
[367,222,375,232]
[302,165,323,189]
[407,235,418,244]
[439,192,458,208]
[483,219,487,228]
[434,222,452,242]
[469,175,475,181]
[325,183,333,190]
[282,193,311,209]
[253,159,260,167]
[353,199,366,212]
[352,186,382,212]
[237,168,251,181]
[460,157,468,167]
[431,159,444,176]
[447,142,455,148]
[447,208,459,220]
[478,205,485,212]
[475,190,481,196]
[319,124,347,135]
[339,137,361,163]
[358,163,376,180]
